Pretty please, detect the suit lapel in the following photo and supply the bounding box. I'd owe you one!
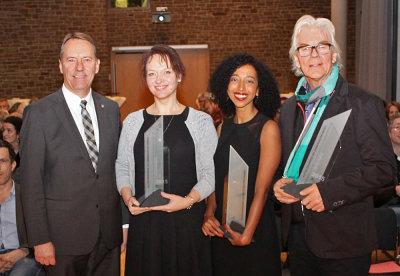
[53,89,96,172]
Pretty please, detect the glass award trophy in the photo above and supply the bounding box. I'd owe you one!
[282,109,352,198]
[220,146,249,239]
[138,116,170,207]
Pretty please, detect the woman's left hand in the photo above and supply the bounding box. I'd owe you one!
[149,192,192,212]
[224,224,252,246]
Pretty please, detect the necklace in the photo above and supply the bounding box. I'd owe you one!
[154,115,174,134]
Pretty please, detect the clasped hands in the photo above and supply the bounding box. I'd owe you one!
[201,215,251,246]
[273,178,325,212]
[126,192,192,215]
[0,249,28,273]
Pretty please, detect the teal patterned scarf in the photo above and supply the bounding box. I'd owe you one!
[283,65,339,182]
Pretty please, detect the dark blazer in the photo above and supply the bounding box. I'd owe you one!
[279,75,396,258]
[19,89,122,255]
[15,182,29,250]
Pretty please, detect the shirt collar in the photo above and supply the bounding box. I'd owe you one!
[10,180,15,197]
[305,82,310,93]
[62,84,93,106]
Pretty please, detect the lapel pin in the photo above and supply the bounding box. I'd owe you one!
[101,104,104,108]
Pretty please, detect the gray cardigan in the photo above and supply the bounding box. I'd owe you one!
[116,107,218,200]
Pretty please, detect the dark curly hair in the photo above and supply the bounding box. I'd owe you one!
[4,116,22,134]
[209,53,280,119]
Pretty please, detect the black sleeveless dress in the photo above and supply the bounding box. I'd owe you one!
[212,112,281,275]
[124,107,212,276]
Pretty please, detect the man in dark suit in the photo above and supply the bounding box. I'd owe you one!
[19,32,122,276]
[273,15,396,275]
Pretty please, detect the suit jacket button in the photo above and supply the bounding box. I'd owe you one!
[96,174,99,179]
[96,204,99,208]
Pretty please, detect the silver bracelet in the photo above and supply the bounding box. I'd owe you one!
[185,195,195,209]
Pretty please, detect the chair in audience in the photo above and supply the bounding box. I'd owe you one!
[369,208,400,275]
[374,207,398,262]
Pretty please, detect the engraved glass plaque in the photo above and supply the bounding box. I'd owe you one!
[220,146,249,238]
[282,109,352,198]
[139,116,170,207]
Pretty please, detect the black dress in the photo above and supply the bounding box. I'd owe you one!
[125,107,212,276]
[212,112,281,275]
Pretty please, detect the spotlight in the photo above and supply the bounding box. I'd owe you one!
[152,12,171,23]
[158,14,165,22]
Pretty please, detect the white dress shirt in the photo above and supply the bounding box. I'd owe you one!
[62,84,100,150]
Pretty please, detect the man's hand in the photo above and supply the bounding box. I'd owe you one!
[0,248,28,273]
[34,242,56,266]
[300,184,325,212]
[273,178,301,204]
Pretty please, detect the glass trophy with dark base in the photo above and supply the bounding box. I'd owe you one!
[282,109,352,198]
[138,116,170,207]
[220,146,249,239]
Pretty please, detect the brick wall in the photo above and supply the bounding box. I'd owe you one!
[0,0,355,99]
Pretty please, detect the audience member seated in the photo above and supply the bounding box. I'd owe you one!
[7,103,25,119]
[0,140,45,276]
[2,116,22,184]
[196,92,212,112]
[385,101,400,122]
[195,92,225,127]
[28,97,39,104]
[2,117,22,168]
[0,99,9,112]
[374,114,400,222]
[0,111,9,140]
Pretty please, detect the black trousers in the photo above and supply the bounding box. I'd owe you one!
[44,235,120,276]
[288,223,371,276]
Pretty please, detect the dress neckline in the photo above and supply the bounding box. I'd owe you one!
[232,111,261,126]
[143,106,189,118]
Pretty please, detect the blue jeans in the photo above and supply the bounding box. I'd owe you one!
[0,250,45,276]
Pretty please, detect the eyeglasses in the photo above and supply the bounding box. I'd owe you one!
[296,43,332,57]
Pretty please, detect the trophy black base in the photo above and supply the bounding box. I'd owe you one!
[219,221,245,239]
[138,189,170,207]
[281,182,313,199]
[219,221,255,242]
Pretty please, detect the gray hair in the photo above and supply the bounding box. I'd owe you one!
[289,15,342,76]
[60,32,98,59]
[388,114,400,132]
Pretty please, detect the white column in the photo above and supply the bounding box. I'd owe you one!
[331,0,348,77]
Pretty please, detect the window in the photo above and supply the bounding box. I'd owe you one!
[110,0,149,8]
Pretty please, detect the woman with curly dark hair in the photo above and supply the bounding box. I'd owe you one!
[202,53,282,275]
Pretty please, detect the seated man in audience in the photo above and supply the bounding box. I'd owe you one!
[0,140,44,276]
